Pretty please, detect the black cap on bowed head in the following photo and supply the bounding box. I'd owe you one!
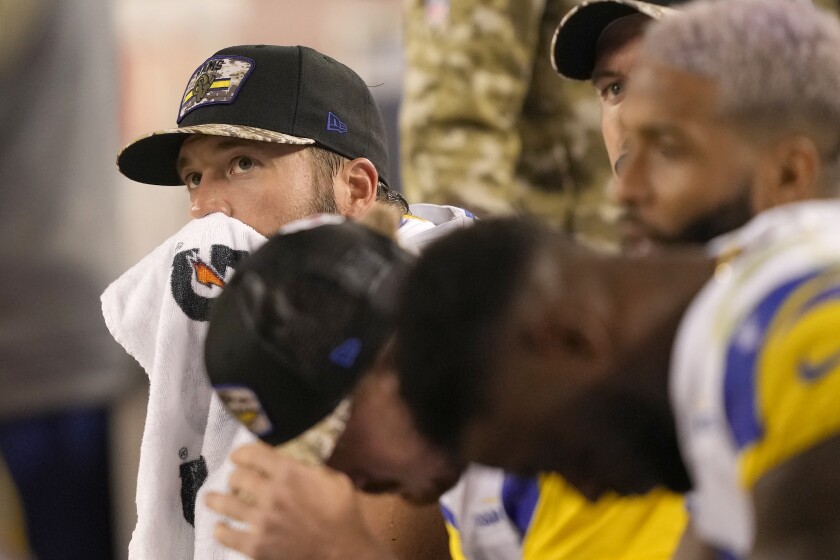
[204,217,412,446]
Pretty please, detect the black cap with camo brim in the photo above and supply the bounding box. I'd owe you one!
[117,45,391,187]
[204,216,413,446]
[551,0,677,81]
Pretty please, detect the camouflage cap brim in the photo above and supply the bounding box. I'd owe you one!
[117,124,316,186]
[552,0,676,81]
[274,397,352,465]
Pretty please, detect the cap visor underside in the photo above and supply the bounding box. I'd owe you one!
[552,0,675,80]
[117,124,315,186]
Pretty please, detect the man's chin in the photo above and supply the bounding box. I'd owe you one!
[621,188,754,250]
[621,235,655,257]
[620,220,688,255]
[619,221,661,256]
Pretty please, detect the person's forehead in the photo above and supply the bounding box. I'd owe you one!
[593,13,652,69]
[623,59,720,126]
[592,34,644,83]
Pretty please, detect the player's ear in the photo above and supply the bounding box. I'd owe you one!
[336,157,378,218]
[754,135,820,210]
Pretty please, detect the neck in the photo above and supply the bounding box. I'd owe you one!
[610,251,714,360]
[614,252,713,491]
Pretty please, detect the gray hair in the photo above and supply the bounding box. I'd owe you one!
[643,0,840,194]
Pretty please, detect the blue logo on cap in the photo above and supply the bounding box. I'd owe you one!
[329,338,361,368]
[327,112,348,134]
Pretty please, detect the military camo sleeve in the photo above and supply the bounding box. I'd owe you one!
[399,0,612,240]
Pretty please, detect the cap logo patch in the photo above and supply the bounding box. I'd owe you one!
[215,384,274,436]
[326,111,348,134]
[178,55,255,123]
[329,337,361,368]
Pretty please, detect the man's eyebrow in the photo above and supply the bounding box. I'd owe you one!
[176,138,256,175]
[591,68,622,85]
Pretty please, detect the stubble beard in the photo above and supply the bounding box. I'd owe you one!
[670,181,754,245]
[307,177,341,216]
[622,179,755,252]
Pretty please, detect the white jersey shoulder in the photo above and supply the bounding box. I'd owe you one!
[439,464,526,560]
[672,200,840,556]
[397,203,476,254]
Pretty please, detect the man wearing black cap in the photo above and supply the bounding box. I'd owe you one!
[553,0,677,177]
[117,44,410,231]
[552,0,686,253]
[104,44,464,560]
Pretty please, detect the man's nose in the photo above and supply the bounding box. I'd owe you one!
[189,180,232,219]
[609,150,647,206]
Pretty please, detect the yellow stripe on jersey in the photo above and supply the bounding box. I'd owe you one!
[522,474,686,560]
[401,212,431,223]
[443,521,469,560]
[738,267,840,488]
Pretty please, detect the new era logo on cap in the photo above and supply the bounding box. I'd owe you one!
[327,111,348,134]
[329,337,362,368]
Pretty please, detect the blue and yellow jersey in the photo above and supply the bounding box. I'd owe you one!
[673,200,840,557]
[440,465,686,560]
[725,265,840,490]
[397,203,476,254]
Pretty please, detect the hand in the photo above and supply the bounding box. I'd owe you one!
[206,441,396,560]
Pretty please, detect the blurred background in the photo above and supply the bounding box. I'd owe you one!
[8,1,836,558]
[0,1,402,558]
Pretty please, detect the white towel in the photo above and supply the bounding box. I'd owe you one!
[101,206,472,559]
[102,213,265,560]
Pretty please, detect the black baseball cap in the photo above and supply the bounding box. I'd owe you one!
[552,0,678,80]
[204,216,412,446]
[118,45,391,186]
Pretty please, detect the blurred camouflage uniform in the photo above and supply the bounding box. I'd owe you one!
[400,0,615,244]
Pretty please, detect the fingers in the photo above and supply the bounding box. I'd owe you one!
[205,491,253,523]
[213,519,254,558]
[229,441,277,473]
[227,463,268,506]
[209,452,386,560]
